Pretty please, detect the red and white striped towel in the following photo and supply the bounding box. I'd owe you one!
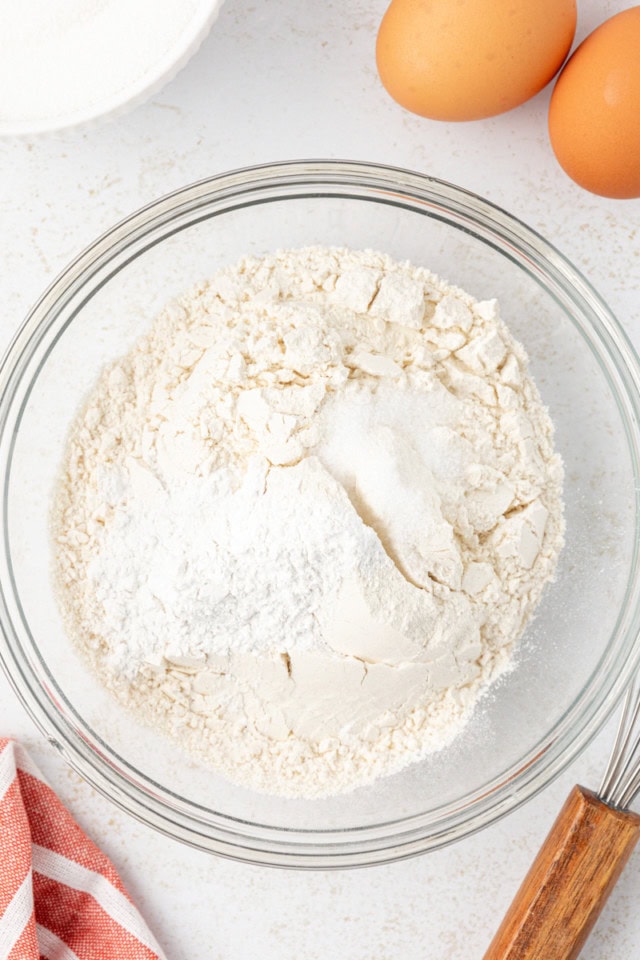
[0,738,166,960]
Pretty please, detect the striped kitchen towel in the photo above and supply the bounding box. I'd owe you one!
[0,738,166,960]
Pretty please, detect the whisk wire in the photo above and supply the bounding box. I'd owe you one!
[621,770,640,810]
[609,692,640,807]
[600,679,640,809]
[599,683,635,799]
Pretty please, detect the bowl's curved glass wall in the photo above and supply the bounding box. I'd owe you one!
[1,162,639,866]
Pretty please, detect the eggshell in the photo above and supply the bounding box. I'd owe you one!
[376,0,576,121]
[549,6,640,199]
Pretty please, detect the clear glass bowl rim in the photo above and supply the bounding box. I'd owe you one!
[2,159,640,869]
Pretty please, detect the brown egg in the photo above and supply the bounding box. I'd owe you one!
[548,7,640,199]
[376,0,576,122]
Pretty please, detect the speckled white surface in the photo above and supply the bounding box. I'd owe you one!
[1,0,640,956]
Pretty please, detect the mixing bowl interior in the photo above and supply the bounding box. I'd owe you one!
[2,164,639,865]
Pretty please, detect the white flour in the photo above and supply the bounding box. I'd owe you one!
[53,247,564,797]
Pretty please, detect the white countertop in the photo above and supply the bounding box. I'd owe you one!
[1,1,639,956]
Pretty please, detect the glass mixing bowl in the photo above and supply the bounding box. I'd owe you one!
[1,160,640,868]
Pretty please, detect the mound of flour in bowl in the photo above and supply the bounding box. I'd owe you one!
[53,246,564,797]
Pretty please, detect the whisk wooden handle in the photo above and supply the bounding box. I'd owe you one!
[484,785,640,960]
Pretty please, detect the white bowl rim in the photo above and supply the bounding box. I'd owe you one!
[0,0,225,137]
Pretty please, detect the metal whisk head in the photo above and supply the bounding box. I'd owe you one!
[600,679,640,809]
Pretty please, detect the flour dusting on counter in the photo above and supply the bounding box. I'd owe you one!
[53,247,564,797]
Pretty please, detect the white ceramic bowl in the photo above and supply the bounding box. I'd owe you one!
[0,0,225,136]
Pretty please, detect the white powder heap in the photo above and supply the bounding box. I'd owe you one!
[0,0,208,131]
[54,246,564,797]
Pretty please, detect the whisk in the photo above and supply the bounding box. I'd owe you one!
[484,679,640,960]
